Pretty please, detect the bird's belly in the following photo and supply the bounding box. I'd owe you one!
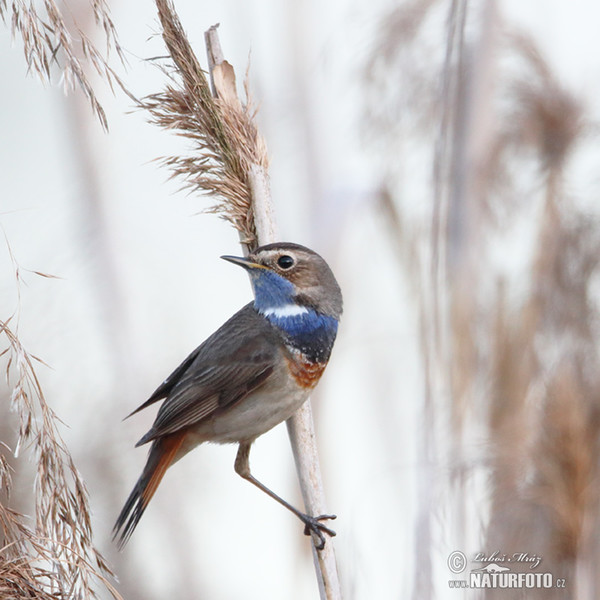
[196,368,311,444]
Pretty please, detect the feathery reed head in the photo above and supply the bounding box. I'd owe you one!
[141,0,270,250]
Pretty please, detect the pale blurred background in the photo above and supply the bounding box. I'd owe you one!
[2,1,600,599]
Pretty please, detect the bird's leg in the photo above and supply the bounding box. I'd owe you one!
[234,442,336,550]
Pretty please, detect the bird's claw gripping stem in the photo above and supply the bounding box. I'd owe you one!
[301,513,337,550]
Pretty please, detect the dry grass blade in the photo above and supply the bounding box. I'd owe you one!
[1,318,123,600]
[141,0,269,249]
[2,0,125,129]
[0,555,64,600]
[1,245,123,599]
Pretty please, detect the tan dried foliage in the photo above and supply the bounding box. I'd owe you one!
[487,206,600,570]
[1,0,124,129]
[140,0,270,250]
[0,254,122,599]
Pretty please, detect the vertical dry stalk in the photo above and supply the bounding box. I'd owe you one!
[139,1,341,597]
[366,1,600,597]
[1,265,121,599]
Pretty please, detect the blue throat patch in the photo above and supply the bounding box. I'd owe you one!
[250,269,296,312]
[250,270,339,363]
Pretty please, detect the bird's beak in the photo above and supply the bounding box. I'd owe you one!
[220,255,265,270]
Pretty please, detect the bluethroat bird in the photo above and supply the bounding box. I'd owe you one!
[114,242,342,549]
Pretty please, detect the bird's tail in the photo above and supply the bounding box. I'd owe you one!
[113,432,186,548]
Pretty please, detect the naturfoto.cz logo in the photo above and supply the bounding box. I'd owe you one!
[447,550,567,590]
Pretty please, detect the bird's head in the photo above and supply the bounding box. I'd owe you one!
[221,242,343,320]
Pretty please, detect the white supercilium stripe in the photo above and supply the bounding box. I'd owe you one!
[261,304,309,318]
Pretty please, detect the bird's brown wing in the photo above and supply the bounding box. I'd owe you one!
[134,303,281,446]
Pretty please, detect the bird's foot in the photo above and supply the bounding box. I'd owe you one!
[300,513,337,550]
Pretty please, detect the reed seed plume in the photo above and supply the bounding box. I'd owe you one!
[2,0,124,129]
[140,0,270,249]
[485,208,600,597]
[0,249,122,599]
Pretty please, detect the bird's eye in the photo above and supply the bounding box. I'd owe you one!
[277,255,294,269]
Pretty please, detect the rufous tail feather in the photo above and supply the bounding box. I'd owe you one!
[113,432,185,548]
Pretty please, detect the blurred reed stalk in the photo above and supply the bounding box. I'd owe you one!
[366,1,600,598]
[138,1,342,597]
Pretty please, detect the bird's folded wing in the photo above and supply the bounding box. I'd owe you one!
[136,362,274,445]
[134,303,281,445]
